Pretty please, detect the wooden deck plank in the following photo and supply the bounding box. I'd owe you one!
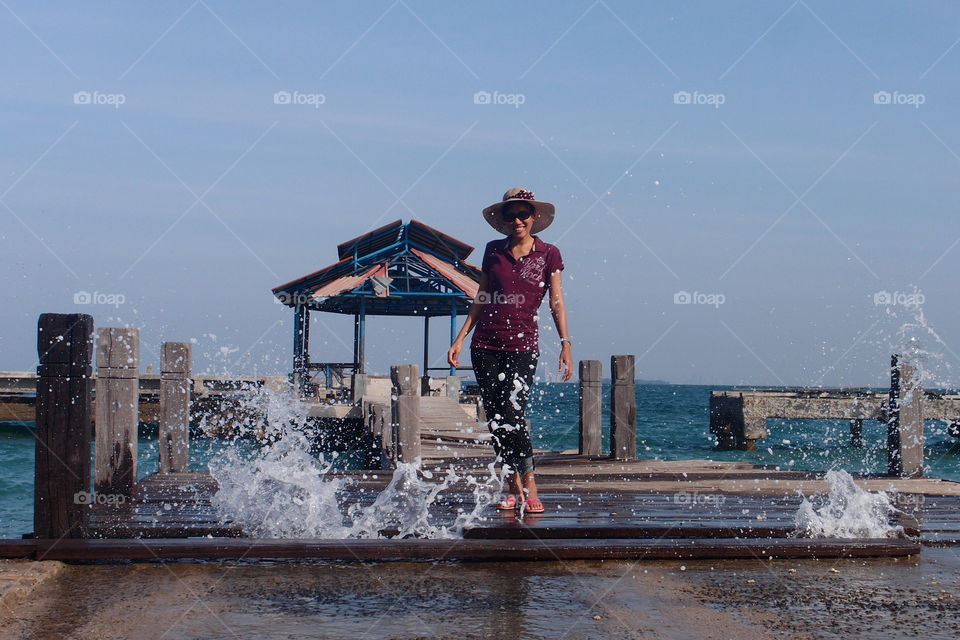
[33,537,921,561]
[0,539,36,558]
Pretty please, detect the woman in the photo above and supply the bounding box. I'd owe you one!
[447,187,573,514]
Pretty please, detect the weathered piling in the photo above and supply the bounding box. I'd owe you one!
[391,364,421,463]
[610,355,637,460]
[35,313,94,539]
[888,354,925,477]
[363,399,393,469]
[579,360,602,456]
[850,419,864,448]
[94,328,139,497]
[159,341,191,474]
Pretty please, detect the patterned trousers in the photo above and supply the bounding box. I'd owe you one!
[470,345,537,474]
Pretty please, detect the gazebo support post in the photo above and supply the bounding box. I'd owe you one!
[292,304,310,396]
[358,296,367,374]
[448,303,457,376]
[352,312,359,370]
[421,316,431,396]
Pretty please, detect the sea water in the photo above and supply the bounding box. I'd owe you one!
[2,383,958,538]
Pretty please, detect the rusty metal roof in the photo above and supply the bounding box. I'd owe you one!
[311,262,388,299]
[410,248,479,299]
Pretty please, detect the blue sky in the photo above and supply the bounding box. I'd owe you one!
[2,1,959,386]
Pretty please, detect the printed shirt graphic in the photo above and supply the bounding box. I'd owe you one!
[470,235,564,352]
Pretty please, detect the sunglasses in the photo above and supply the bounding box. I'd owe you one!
[500,209,534,223]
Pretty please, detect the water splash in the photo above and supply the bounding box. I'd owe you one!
[344,461,505,539]
[208,386,505,539]
[876,286,955,391]
[793,470,904,538]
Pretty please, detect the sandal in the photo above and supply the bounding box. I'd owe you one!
[523,498,544,513]
[497,495,521,510]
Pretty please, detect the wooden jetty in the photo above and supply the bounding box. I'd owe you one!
[7,313,960,563]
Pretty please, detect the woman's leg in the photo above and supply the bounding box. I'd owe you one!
[498,350,539,500]
[469,345,519,494]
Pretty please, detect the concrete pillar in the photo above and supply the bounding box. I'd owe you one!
[391,364,421,463]
[445,375,461,400]
[888,354,925,477]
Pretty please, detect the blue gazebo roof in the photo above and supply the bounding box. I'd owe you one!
[272,219,482,317]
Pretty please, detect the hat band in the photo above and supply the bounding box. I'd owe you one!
[505,189,535,201]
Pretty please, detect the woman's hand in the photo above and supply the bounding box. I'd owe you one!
[447,339,463,368]
[559,343,573,382]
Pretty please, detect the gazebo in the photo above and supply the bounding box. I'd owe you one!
[272,219,481,396]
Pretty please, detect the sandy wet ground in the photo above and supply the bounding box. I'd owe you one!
[1,549,959,640]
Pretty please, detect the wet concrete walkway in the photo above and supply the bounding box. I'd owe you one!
[2,550,960,639]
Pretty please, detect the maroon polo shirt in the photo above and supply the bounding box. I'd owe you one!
[470,234,565,353]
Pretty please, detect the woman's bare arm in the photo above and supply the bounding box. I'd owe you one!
[548,269,573,381]
[447,272,489,367]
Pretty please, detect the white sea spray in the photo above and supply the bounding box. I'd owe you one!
[793,470,904,538]
[208,386,505,539]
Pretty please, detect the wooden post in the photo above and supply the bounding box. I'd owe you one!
[160,341,191,474]
[391,364,421,464]
[363,400,393,469]
[35,313,94,539]
[579,360,602,456]
[609,355,636,461]
[888,355,924,477]
[94,328,139,497]
[850,419,863,448]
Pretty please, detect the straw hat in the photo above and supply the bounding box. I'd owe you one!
[482,187,555,235]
